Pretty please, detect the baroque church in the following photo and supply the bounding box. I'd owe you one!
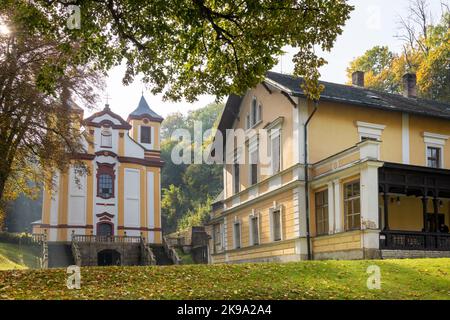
[32,96,164,254]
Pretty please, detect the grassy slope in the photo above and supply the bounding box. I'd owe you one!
[0,243,39,271]
[0,258,449,300]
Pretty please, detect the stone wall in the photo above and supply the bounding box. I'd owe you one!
[78,243,141,266]
[381,250,450,259]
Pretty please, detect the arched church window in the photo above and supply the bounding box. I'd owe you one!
[96,162,115,199]
[101,128,112,147]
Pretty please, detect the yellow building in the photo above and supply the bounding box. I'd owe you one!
[32,96,164,266]
[207,71,450,263]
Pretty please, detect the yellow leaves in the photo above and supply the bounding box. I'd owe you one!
[0,258,449,299]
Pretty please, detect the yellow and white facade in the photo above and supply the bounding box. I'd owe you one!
[207,71,450,263]
[33,96,164,244]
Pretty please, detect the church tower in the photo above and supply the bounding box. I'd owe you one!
[128,95,164,158]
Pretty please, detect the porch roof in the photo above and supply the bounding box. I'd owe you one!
[379,162,450,198]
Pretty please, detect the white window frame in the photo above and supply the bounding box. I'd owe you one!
[248,210,260,246]
[426,144,444,168]
[232,217,242,249]
[423,132,448,169]
[356,121,386,141]
[269,203,283,242]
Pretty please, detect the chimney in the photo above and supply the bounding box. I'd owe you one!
[402,73,417,98]
[352,71,365,87]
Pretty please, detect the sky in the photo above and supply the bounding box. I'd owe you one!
[93,0,447,120]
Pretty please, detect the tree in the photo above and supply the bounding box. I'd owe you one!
[160,102,223,233]
[160,112,185,141]
[0,8,103,219]
[7,0,353,101]
[346,46,399,93]
[161,139,187,189]
[161,184,189,232]
[416,12,450,101]
[346,1,449,102]
[177,197,213,231]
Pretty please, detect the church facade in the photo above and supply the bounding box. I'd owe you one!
[32,96,164,244]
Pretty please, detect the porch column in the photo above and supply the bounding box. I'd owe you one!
[422,197,428,232]
[433,197,440,233]
[383,191,389,230]
[360,161,381,230]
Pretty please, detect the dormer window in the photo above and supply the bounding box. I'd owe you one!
[101,128,112,147]
[141,126,151,144]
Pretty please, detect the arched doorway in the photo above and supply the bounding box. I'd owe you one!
[97,222,114,236]
[97,249,121,266]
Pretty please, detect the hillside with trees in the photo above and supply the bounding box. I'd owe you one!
[160,102,224,234]
[346,0,449,102]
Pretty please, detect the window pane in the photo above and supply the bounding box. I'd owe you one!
[353,198,360,214]
[345,184,353,198]
[234,223,241,248]
[99,174,113,197]
[250,151,258,185]
[315,190,329,235]
[233,163,240,194]
[273,210,281,241]
[353,182,360,196]
[252,217,259,245]
[252,99,257,125]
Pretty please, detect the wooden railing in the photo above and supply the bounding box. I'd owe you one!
[71,235,141,244]
[380,230,450,251]
[163,236,181,265]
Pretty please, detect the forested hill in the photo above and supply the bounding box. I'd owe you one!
[160,102,224,233]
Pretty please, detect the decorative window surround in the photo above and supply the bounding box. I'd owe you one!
[96,162,116,199]
[423,132,448,169]
[267,117,284,174]
[100,128,112,148]
[269,202,284,242]
[356,121,386,141]
[423,132,449,146]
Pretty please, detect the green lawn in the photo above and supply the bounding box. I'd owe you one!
[0,243,40,271]
[0,258,449,300]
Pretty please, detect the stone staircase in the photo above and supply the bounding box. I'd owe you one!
[151,245,173,265]
[39,234,175,268]
[48,243,75,268]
